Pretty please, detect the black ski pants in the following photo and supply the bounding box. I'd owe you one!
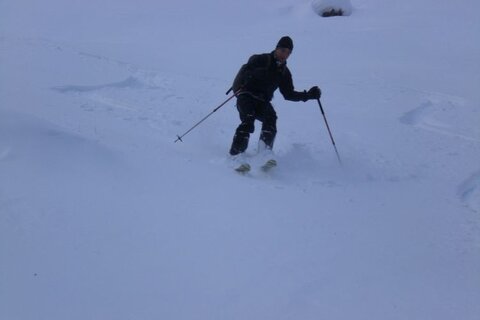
[229,94,277,155]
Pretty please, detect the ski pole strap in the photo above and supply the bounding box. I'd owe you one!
[226,85,245,96]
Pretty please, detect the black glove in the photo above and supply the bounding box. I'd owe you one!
[307,86,321,100]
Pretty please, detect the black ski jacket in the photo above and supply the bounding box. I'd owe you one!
[235,51,308,103]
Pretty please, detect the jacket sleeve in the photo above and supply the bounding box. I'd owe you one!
[279,68,309,102]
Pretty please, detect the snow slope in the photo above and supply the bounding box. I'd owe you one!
[1,1,479,319]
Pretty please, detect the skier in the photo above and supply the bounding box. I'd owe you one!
[229,36,321,157]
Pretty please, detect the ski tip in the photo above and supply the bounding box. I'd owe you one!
[234,163,251,174]
[260,159,277,172]
[266,159,277,166]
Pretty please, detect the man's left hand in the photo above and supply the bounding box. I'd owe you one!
[307,86,321,100]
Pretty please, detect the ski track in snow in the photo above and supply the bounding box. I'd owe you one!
[24,37,218,143]
[399,93,480,213]
[52,76,161,93]
[400,97,480,143]
[59,76,190,137]
[458,171,480,213]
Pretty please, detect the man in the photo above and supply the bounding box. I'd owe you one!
[229,36,321,157]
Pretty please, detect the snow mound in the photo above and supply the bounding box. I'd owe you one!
[311,0,353,17]
[0,109,117,178]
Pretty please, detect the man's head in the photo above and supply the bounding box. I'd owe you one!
[276,36,293,51]
[275,36,293,64]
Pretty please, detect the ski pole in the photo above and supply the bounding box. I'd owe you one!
[174,89,241,143]
[316,98,342,165]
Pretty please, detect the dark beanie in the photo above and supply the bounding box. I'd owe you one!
[276,36,293,51]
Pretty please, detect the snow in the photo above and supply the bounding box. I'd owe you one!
[1,0,480,319]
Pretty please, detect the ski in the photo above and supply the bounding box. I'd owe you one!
[234,163,251,174]
[260,159,277,172]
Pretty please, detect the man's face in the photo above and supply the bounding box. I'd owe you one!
[275,47,291,64]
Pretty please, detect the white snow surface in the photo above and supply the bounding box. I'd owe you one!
[1,0,480,319]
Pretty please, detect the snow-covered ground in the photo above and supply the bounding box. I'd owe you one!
[1,1,479,319]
